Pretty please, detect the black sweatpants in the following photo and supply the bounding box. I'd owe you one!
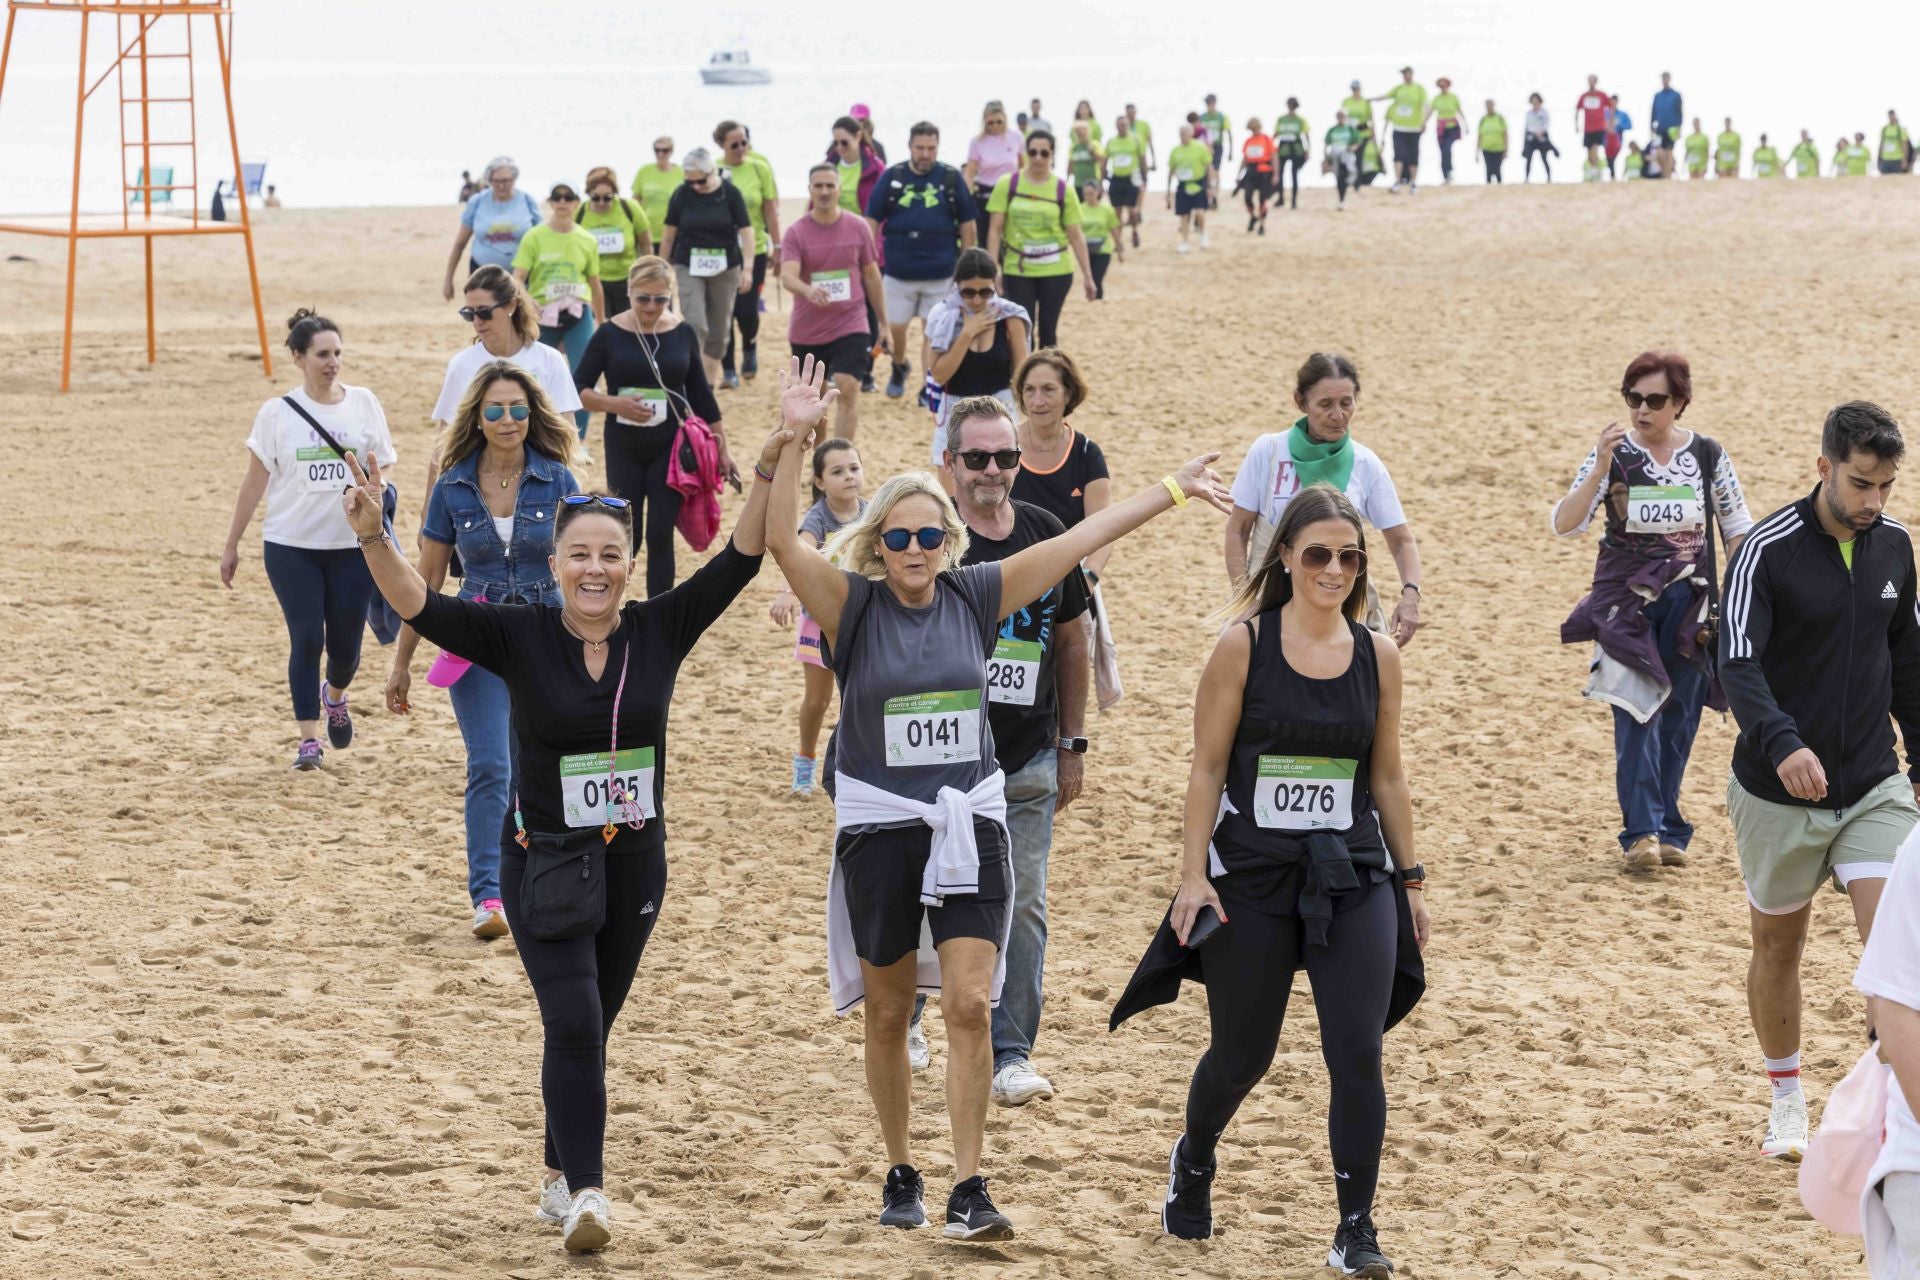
[603,421,683,598]
[722,251,769,373]
[501,839,668,1191]
[1483,149,1506,183]
[1002,272,1073,350]
[262,540,374,722]
[1184,874,1397,1216]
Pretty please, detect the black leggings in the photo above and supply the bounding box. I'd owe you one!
[1483,149,1506,183]
[1002,272,1073,349]
[1242,174,1273,218]
[723,251,769,372]
[602,277,630,321]
[1279,153,1304,207]
[1524,136,1556,180]
[1438,125,1461,180]
[262,541,374,722]
[502,840,667,1191]
[1184,875,1398,1215]
[1089,253,1112,299]
[603,420,683,598]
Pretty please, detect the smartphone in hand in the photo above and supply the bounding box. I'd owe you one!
[1185,904,1224,949]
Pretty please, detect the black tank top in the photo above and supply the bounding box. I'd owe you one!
[943,316,1014,397]
[1212,606,1385,869]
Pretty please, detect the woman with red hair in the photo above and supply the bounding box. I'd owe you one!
[1552,351,1754,871]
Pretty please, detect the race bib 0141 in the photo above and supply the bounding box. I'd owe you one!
[560,746,656,827]
[1252,755,1355,831]
[883,690,982,766]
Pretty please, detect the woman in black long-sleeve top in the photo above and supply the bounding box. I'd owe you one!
[338,418,787,1255]
[575,255,735,597]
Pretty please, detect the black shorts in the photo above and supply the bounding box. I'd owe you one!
[791,331,873,382]
[1583,129,1607,147]
[836,819,1010,967]
[1392,130,1420,165]
[1108,175,1139,207]
[1174,187,1208,216]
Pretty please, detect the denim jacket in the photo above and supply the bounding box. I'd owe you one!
[422,449,580,605]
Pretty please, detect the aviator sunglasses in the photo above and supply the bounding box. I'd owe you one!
[1623,391,1675,411]
[881,527,948,552]
[482,404,530,422]
[1295,543,1367,574]
[562,494,632,510]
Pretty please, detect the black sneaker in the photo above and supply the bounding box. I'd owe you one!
[942,1175,1013,1240]
[1161,1135,1215,1239]
[291,738,324,771]
[321,681,353,749]
[879,1163,926,1229]
[742,344,759,380]
[1328,1210,1394,1277]
[886,360,909,399]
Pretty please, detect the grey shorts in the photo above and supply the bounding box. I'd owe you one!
[1729,770,1918,912]
[882,275,947,326]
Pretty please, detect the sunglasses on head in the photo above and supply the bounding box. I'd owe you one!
[1295,544,1366,574]
[482,404,530,422]
[458,303,500,322]
[632,293,671,305]
[956,448,1021,471]
[881,526,948,552]
[1623,391,1675,410]
[562,494,632,510]
[959,286,996,301]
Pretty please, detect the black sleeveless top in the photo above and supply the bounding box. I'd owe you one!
[1210,607,1389,916]
[943,316,1014,397]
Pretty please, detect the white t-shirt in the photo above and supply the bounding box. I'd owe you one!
[430,340,582,424]
[1855,825,1920,1277]
[246,386,399,550]
[1229,431,1407,533]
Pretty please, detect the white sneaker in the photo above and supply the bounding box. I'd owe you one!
[536,1174,570,1223]
[471,903,508,939]
[1176,242,1192,254]
[1762,1091,1809,1161]
[1200,230,1211,249]
[908,1021,930,1072]
[992,1060,1055,1107]
[562,1188,612,1253]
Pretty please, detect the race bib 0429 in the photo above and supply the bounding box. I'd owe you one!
[1624,484,1703,535]
[1252,755,1355,831]
[689,247,728,278]
[883,690,982,766]
[560,746,656,827]
[986,638,1041,706]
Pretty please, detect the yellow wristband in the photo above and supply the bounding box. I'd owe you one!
[1162,475,1188,508]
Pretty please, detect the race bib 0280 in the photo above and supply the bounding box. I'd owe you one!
[813,269,852,303]
[1252,755,1355,831]
[883,690,982,766]
[560,746,656,827]
[986,638,1041,706]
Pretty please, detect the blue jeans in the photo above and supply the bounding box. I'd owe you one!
[539,306,596,437]
[1612,578,1709,851]
[909,751,1060,1068]
[447,663,512,904]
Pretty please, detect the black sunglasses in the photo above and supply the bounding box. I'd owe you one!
[1297,544,1366,574]
[550,192,579,203]
[1623,391,1675,410]
[562,494,632,510]
[1027,148,1052,158]
[632,293,671,305]
[588,193,615,205]
[956,448,1021,471]
[654,145,673,153]
[959,286,996,300]
[458,304,500,322]
[881,526,947,552]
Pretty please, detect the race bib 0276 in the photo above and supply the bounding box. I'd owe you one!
[1252,755,1356,831]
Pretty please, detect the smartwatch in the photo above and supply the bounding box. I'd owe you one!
[1057,737,1089,754]
[1396,862,1426,886]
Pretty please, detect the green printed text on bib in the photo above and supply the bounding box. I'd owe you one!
[689,247,728,278]
[616,386,668,427]
[1253,755,1355,831]
[1625,484,1702,535]
[560,746,656,827]
[296,443,352,493]
[883,690,981,766]
[813,268,852,303]
[986,639,1042,706]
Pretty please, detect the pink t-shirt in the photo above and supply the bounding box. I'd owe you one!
[968,131,1023,187]
[780,211,878,346]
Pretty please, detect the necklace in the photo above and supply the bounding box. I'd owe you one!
[562,611,616,654]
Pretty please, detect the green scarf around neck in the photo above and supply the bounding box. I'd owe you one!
[1287,416,1355,491]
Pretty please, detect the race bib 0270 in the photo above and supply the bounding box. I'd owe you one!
[560,746,656,827]
[986,638,1041,706]
[1252,755,1355,831]
[1624,484,1702,535]
[296,443,352,493]
[883,690,982,766]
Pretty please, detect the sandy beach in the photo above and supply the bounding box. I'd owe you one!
[3,175,1917,1278]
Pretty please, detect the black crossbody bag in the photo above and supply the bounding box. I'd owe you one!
[281,394,398,537]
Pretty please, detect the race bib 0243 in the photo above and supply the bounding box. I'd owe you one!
[1624,484,1703,535]
[883,690,982,766]
[560,746,656,828]
[1252,755,1355,831]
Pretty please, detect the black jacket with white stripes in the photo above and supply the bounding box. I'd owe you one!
[1719,485,1920,810]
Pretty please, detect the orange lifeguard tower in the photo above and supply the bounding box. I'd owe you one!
[0,0,271,390]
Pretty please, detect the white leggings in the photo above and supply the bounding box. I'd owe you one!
[1889,1171,1920,1269]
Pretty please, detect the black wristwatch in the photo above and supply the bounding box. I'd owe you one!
[1396,862,1426,885]
[1401,583,1420,595]
[1057,736,1089,754]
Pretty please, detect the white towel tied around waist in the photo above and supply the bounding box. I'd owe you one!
[825,769,1012,1016]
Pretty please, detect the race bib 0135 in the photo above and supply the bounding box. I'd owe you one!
[560,746,656,827]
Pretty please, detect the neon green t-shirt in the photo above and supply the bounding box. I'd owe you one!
[987,172,1084,279]
[1080,202,1119,256]
[1360,135,1381,173]
[722,155,777,255]
[1273,113,1309,151]
[1715,132,1742,169]
[579,199,653,282]
[837,160,863,213]
[1340,96,1373,130]
[1068,138,1104,188]
[1199,110,1228,143]
[1883,125,1910,161]
[1625,150,1645,178]
[1847,144,1872,176]
[1840,538,1856,571]
[631,165,681,240]
[1386,82,1428,131]
[1430,92,1462,125]
[1478,113,1508,151]
[1105,134,1147,179]
[1167,141,1212,194]
[1790,142,1820,177]
[1685,132,1709,166]
[1752,146,1781,178]
[510,224,600,307]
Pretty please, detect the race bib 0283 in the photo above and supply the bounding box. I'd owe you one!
[986,638,1041,706]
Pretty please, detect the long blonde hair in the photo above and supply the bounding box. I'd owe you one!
[822,471,968,579]
[438,360,579,472]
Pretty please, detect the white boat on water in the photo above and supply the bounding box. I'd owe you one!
[700,50,770,86]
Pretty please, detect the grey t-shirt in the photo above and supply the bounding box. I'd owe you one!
[798,495,867,545]
[824,562,1003,813]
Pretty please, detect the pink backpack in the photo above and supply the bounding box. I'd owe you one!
[667,414,724,552]
[1799,1044,1889,1235]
